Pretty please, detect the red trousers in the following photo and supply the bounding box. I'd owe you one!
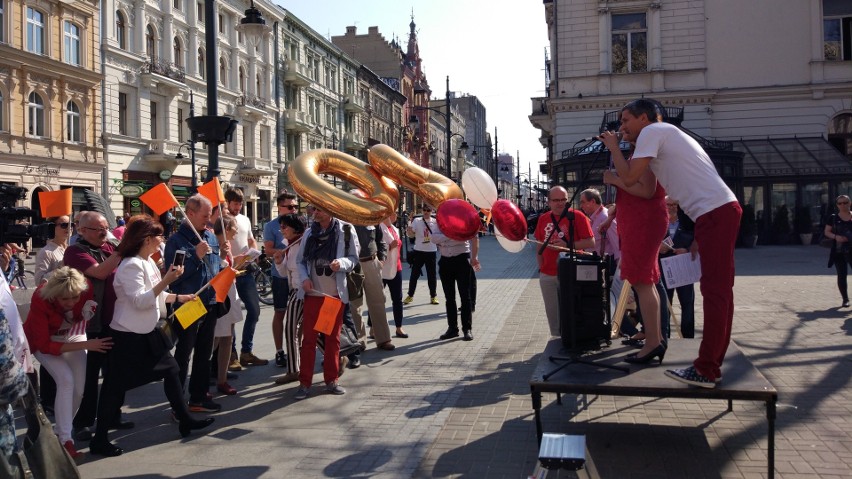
[694,201,742,380]
[299,295,343,387]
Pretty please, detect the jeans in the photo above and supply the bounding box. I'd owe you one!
[235,273,261,353]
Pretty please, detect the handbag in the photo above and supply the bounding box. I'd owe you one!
[342,225,365,301]
[0,383,82,479]
[156,317,178,350]
[316,324,366,358]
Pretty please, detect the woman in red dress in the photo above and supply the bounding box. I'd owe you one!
[600,133,668,363]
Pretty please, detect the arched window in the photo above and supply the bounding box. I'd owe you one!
[26,7,45,54]
[146,25,156,60]
[238,66,246,93]
[66,101,81,142]
[219,57,227,87]
[173,37,182,67]
[116,11,127,49]
[28,92,45,137]
[64,21,81,65]
[197,48,205,78]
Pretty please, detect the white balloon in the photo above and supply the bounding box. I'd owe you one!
[495,225,526,253]
[461,168,498,210]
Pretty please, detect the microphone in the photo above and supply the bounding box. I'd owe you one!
[579,132,623,142]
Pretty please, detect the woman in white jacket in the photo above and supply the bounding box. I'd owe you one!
[272,213,306,385]
[88,215,213,457]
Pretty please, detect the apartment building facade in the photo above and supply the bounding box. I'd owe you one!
[0,0,104,221]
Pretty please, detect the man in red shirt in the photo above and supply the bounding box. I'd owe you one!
[534,187,595,337]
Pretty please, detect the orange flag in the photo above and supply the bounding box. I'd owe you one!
[197,177,225,207]
[209,267,236,303]
[314,296,343,335]
[38,189,72,217]
[139,183,179,216]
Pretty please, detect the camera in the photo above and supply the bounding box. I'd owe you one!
[0,184,54,245]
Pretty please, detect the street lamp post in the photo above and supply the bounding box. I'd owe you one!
[175,91,198,191]
[515,150,522,204]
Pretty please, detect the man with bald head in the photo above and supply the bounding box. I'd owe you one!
[534,187,596,337]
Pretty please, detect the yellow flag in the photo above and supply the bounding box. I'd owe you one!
[175,297,207,329]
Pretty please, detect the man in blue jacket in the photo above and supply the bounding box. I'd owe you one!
[164,194,222,413]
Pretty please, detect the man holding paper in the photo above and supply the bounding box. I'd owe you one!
[164,194,222,412]
[295,208,359,400]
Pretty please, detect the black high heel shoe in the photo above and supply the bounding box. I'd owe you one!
[624,343,667,365]
[179,417,215,438]
[89,438,123,457]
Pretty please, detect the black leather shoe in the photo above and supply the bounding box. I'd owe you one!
[72,426,92,442]
[179,417,215,438]
[440,329,459,340]
[463,330,474,341]
[89,439,123,457]
[347,356,361,368]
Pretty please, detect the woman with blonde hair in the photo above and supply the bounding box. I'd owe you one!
[89,215,212,457]
[23,266,113,458]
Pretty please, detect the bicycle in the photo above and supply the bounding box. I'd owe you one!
[5,253,34,290]
[254,251,274,306]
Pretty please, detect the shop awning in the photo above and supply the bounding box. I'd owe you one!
[733,137,852,178]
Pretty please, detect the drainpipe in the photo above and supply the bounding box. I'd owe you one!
[273,21,283,193]
[100,0,110,208]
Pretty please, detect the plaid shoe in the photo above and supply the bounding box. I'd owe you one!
[325,382,346,395]
[664,366,716,388]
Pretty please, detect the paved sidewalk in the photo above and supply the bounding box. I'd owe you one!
[49,240,852,478]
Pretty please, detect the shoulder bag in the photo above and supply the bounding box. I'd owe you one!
[0,383,82,479]
[342,225,364,301]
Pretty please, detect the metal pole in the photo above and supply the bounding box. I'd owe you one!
[189,91,197,191]
[516,150,521,203]
[493,127,498,195]
[205,0,219,181]
[446,75,452,179]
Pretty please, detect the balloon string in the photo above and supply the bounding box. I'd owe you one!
[526,237,591,255]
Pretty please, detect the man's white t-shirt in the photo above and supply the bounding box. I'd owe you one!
[229,213,253,255]
[410,216,438,253]
[633,122,736,221]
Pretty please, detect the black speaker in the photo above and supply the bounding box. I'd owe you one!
[557,253,610,351]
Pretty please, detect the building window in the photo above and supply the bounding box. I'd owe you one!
[173,37,182,67]
[256,74,262,97]
[118,92,127,135]
[218,13,224,34]
[0,1,5,44]
[611,13,647,73]
[177,107,184,142]
[239,67,246,93]
[173,0,180,10]
[0,90,4,131]
[26,7,45,54]
[146,25,156,60]
[150,101,158,139]
[116,11,127,49]
[66,101,81,142]
[197,48,205,78]
[219,57,227,87]
[64,22,81,65]
[197,2,203,22]
[28,92,45,137]
[824,0,852,60]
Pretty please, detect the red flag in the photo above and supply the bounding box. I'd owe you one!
[139,183,179,216]
[38,189,73,217]
[197,177,225,206]
[209,267,236,303]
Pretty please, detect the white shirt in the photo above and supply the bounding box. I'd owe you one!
[379,222,401,280]
[274,237,303,287]
[633,122,736,221]
[410,216,438,252]
[229,213,253,256]
[112,256,169,334]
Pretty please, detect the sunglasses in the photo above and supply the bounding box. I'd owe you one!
[838,201,850,205]
[314,260,333,277]
[282,205,298,210]
[57,222,70,229]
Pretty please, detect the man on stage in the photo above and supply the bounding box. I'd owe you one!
[535,187,595,337]
[600,98,741,388]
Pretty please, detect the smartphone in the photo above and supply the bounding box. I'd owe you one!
[173,250,186,267]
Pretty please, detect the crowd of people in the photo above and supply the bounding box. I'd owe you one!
[0,186,484,461]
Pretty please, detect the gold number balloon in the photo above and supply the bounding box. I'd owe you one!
[368,144,463,208]
[288,149,399,225]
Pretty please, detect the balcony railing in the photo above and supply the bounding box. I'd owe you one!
[141,59,186,83]
[344,93,366,113]
[343,132,366,150]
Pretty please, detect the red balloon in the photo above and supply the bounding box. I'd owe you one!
[491,199,527,241]
[436,199,481,241]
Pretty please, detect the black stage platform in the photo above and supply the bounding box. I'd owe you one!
[530,338,778,478]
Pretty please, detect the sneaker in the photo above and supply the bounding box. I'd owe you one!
[325,382,346,395]
[188,399,223,413]
[430,297,439,305]
[348,356,361,369]
[240,351,269,366]
[275,351,287,368]
[403,295,414,304]
[63,440,82,459]
[216,382,237,395]
[664,366,716,389]
[294,386,310,400]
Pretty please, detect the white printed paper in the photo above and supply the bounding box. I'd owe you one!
[660,253,701,289]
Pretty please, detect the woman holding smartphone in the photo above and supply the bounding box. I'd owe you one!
[89,215,213,457]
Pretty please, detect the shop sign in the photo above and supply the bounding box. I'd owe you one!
[239,173,261,184]
[23,163,60,176]
[159,170,173,180]
[119,184,144,198]
[130,199,141,208]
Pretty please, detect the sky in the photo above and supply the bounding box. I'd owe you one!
[280,0,550,179]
